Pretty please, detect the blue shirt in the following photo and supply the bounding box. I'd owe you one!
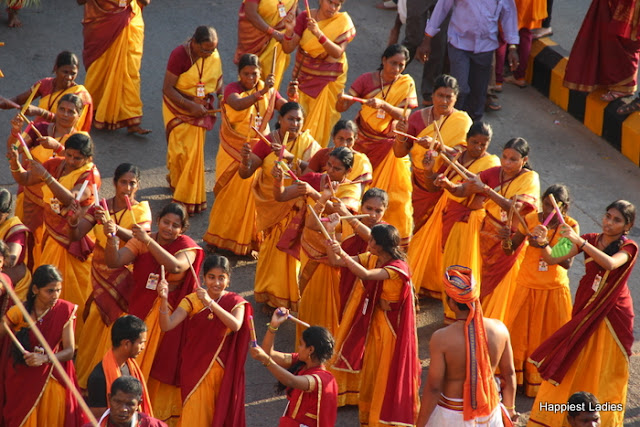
[425,0,519,53]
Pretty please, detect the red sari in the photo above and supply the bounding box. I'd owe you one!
[280,358,338,427]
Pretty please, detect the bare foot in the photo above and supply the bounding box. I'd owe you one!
[250,250,259,260]
[127,125,152,135]
[8,10,22,28]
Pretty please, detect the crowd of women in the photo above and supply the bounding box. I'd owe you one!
[0,0,637,426]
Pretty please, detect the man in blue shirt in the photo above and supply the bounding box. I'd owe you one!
[417,0,520,121]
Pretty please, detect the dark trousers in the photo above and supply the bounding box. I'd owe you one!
[448,44,493,121]
[542,0,554,27]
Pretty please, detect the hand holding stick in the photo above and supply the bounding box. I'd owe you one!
[21,83,41,116]
[19,113,44,139]
[248,315,258,347]
[341,93,367,104]
[76,180,90,202]
[276,160,300,181]
[3,322,27,355]
[320,214,370,222]
[123,195,137,225]
[271,45,278,75]
[307,203,332,240]
[393,130,418,141]
[548,194,566,225]
[251,126,272,146]
[276,308,310,328]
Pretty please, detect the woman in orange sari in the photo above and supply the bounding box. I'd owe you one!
[0,264,85,426]
[0,189,32,300]
[104,202,203,426]
[282,0,356,146]
[12,51,93,132]
[8,132,100,341]
[393,74,472,297]
[79,0,151,133]
[339,44,418,245]
[163,26,223,215]
[71,163,152,389]
[235,0,297,91]
[437,137,540,322]
[239,102,320,310]
[158,255,251,427]
[204,53,285,255]
[7,93,84,266]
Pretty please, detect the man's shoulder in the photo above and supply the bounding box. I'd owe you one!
[140,412,169,427]
[483,317,508,335]
[87,361,105,383]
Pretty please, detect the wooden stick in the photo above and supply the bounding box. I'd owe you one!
[100,198,111,222]
[279,131,290,161]
[432,115,445,147]
[276,308,310,328]
[160,265,165,282]
[246,113,254,143]
[307,204,332,240]
[512,206,530,232]
[207,109,221,115]
[0,275,99,426]
[188,260,201,288]
[541,208,556,226]
[271,45,278,75]
[324,173,337,198]
[393,130,418,141]
[321,214,370,222]
[76,180,90,202]
[123,195,137,225]
[20,82,41,116]
[402,82,413,119]
[16,133,33,160]
[439,152,470,180]
[548,194,566,225]
[92,183,100,207]
[19,113,44,139]
[276,160,300,181]
[3,322,27,354]
[248,315,258,347]
[304,0,311,19]
[442,151,462,177]
[251,126,272,146]
[341,93,367,104]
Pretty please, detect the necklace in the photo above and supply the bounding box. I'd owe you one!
[378,71,398,100]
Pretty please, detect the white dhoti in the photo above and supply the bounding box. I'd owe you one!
[426,395,505,426]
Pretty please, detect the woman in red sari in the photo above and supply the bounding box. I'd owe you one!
[0,264,85,426]
[0,189,31,300]
[251,311,338,427]
[529,200,637,427]
[12,51,93,132]
[158,255,251,427]
[104,202,203,426]
[563,0,640,101]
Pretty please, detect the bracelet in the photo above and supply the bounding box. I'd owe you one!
[263,357,272,367]
[318,34,327,44]
[504,405,515,410]
[68,219,79,228]
[579,239,587,250]
[267,26,275,36]
[267,323,279,332]
[10,167,21,173]
[54,144,64,155]
[508,44,517,50]
[538,241,549,249]
[159,308,169,315]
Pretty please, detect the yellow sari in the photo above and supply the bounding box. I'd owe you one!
[75,202,152,389]
[297,11,356,147]
[353,74,417,246]
[235,0,297,91]
[35,78,93,132]
[252,130,320,310]
[163,48,223,214]
[83,0,145,129]
[0,216,32,299]
[203,81,274,255]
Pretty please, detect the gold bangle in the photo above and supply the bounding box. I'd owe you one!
[267,323,279,332]
[504,405,516,410]
[10,167,21,173]
[263,357,272,367]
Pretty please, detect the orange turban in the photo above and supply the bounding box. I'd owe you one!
[444,266,500,421]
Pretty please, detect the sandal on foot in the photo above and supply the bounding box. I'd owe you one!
[485,94,502,111]
[616,97,640,115]
[375,0,397,9]
[504,75,527,88]
[600,90,627,102]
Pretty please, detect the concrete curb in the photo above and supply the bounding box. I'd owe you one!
[525,37,640,166]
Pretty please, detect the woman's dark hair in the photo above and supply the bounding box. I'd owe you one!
[433,74,460,96]
[279,101,304,118]
[238,53,260,73]
[503,137,531,170]
[467,121,492,141]
[602,200,636,256]
[203,254,231,277]
[65,132,94,158]
[362,187,389,208]
[543,184,571,214]
[157,202,190,232]
[192,26,217,44]
[276,326,335,394]
[0,189,13,214]
[58,93,84,114]
[331,119,357,137]
[113,163,141,185]
[13,265,63,364]
[371,224,406,261]
[53,51,79,71]
[329,146,354,170]
[378,44,410,70]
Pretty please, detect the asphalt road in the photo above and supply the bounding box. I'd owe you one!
[1,0,640,425]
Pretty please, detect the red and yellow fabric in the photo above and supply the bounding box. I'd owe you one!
[82,0,146,129]
[331,254,420,425]
[33,77,93,132]
[1,300,86,427]
[352,73,417,246]
[477,166,540,323]
[102,348,153,416]
[563,0,640,94]
[528,236,637,427]
[75,201,151,389]
[39,158,100,341]
[178,292,252,427]
[280,359,338,427]
[235,0,297,91]
[203,81,274,255]
[443,266,500,421]
[0,215,32,299]
[306,147,373,185]
[295,10,356,147]
[163,46,223,214]
[504,211,576,397]
[252,131,320,310]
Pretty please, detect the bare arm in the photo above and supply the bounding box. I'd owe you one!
[416,331,446,426]
[244,1,284,42]
[226,75,275,111]
[194,287,246,332]
[238,142,264,179]
[157,279,189,332]
[162,70,206,117]
[497,324,517,421]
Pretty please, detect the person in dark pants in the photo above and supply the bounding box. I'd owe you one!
[416,0,520,121]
